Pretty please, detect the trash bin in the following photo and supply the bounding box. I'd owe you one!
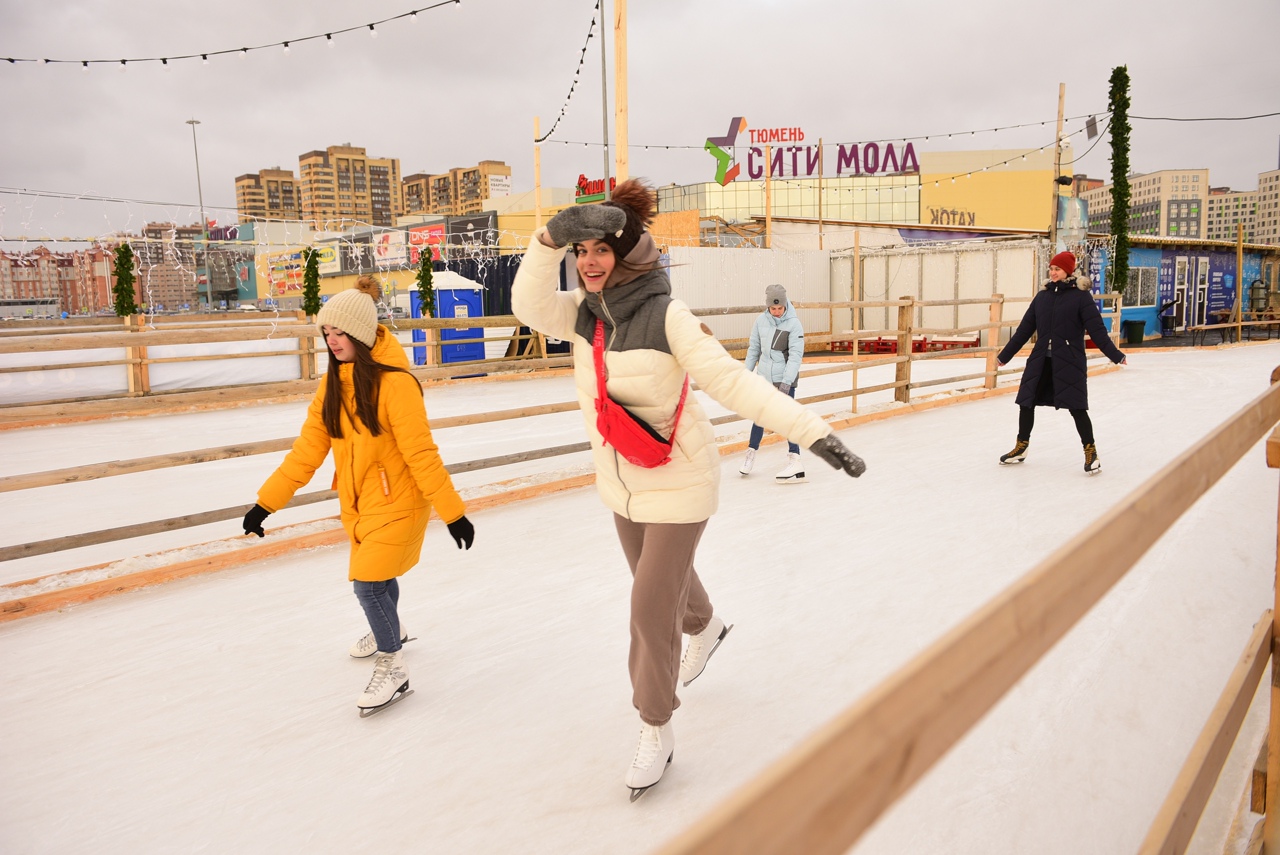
[1160,315,1176,337]
[1120,319,1145,345]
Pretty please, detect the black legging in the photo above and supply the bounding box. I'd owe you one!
[1018,406,1094,445]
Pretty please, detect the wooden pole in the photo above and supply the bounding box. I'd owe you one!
[1266,379,1280,855]
[764,144,772,249]
[1048,82,1066,247]
[817,137,824,251]
[1237,221,1246,343]
[599,6,611,201]
[613,0,628,183]
[851,230,861,413]
[534,117,543,230]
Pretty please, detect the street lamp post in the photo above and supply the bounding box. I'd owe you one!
[186,118,212,311]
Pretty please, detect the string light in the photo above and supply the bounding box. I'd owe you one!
[326,34,334,47]
[534,0,600,143]
[282,42,290,55]
[4,2,465,68]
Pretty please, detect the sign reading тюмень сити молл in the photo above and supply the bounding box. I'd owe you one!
[704,117,920,186]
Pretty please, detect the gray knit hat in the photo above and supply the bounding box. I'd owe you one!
[765,284,787,307]
[317,288,377,348]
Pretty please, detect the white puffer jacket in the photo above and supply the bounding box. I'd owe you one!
[512,229,832,524]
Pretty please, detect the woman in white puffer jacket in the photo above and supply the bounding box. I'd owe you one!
[511,178,865,798]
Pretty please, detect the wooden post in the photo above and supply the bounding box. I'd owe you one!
[851,231,862,412]
[985,295,1003,390]
[764,144,772,249]
[1237,222,1246,343]
[534,117,543,230]
[124,314,149,396]
[1265,387,1280,854]
[817,137,824,251]
[613,0,628,183]
[895,299,913,404]
[1048,82,1066,247]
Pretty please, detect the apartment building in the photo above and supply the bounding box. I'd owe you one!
[404,161,511,217]
[1257,169,1280,246]
[0,246,115,315]
[133,223,204,311]
[1081,168,1209,238]
[298,145,403,229]
[234,168,302,222]
[1205,187,1257,242]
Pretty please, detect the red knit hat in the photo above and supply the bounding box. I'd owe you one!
[1050,251,1076,276]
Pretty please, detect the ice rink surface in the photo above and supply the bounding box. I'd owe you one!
[2,344,1279,854]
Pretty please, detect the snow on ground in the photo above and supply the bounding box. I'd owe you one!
[1,344,1279,854]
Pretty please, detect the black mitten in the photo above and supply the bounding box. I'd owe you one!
[808,435,866,478]
[545,205,627,248]
[242,503,270,537]
[447,515,475,550]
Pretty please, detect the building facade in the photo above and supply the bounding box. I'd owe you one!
[1257,169,1280,246]
[1205,187,1257,242]
[298,145,403,230]
[0,246,115,316]
[133,223,204,311]
[405,161,512,217]
[234,168,302,223]
[1081,169,1210,239]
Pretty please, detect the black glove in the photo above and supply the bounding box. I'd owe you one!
[545,205,627,248]
[242,503,270,537]
[447,515,475,550]
[808,435,866,478]
[776,382,793,396]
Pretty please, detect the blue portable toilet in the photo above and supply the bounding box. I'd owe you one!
[410,270,485,366]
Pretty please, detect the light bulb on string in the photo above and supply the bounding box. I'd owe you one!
[326,34,334,47]
[162,58,170,70]
[202,54,209,65]
[369,24,377,38]
[282,42,290,55]
[240,48,248,58]
[82,60,89,72]
[410,11,418,23]
[119,60,126,72]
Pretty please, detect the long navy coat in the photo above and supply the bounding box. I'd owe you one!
[997,278,1125,411]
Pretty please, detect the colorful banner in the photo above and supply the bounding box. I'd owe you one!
[408,224,446,265]
[373,231,407,268]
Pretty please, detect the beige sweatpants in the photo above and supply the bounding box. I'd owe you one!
[613,514,714,726]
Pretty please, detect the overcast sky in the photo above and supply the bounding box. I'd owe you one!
[1,0,1277,244]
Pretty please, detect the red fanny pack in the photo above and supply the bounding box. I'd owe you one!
[592,319,688,468]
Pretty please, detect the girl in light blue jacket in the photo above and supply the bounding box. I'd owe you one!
[741,284,807,482]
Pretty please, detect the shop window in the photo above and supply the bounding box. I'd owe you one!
[1122,267,1159,308]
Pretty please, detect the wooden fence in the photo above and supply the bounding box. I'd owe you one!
[650,366,1280,855]
[0,294,1126,607]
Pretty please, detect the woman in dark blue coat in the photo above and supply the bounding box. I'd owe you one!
[996,251,1126,473]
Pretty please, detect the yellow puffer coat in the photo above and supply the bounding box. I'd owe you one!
[257,326,465,581]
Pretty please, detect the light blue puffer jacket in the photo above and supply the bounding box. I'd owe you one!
[744,302,804,386]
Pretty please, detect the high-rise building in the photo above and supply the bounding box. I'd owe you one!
[234,168,301,222]
[1256,169,1280,246]
[1081,169,1209,238]
[403,161,511,217]
[1205,187,1257,242]
[298,145,403,229]
[0,246,113,316]
[133,222,204,311]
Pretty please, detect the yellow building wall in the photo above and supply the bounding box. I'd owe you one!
[917,147,1069,231]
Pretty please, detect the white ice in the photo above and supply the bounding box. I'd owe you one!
[2,344,1279,854]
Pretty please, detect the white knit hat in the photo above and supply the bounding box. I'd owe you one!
[317,289,377,348]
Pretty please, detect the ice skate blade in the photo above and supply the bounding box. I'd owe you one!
[999,458,1026,465]
[358,687,414,718]
[683,624,733,687]
[1086,467,1102,476]
[628,755,673,802]
[774,474,807,484]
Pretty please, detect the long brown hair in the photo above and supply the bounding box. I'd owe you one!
[321,334,412,438]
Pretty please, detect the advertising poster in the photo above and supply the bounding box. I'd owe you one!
[447,213,497,259]
[373,230,408,269]
[315,244,341,276]
[409,224,446,265]
[263,249,304,293]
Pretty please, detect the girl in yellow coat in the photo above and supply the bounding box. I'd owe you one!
[241,280,475,715]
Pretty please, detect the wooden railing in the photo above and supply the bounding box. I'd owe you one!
[652,366,1280,855]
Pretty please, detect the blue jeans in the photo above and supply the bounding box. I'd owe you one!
[748,382,800,454]
[353,578,402,654]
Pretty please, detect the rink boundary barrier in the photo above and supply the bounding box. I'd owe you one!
[651,366,1280,855]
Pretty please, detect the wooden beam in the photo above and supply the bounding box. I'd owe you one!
[654,374,1280,855]
[1137,610,1272,854]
